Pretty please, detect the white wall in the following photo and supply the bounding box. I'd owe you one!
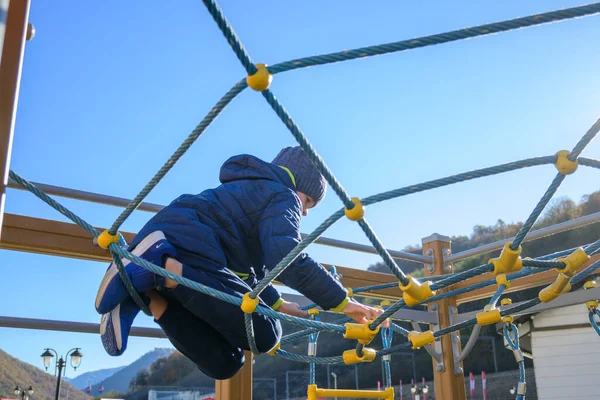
[531,304,600,400]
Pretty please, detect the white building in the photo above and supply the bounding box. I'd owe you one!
[508,302,600,400]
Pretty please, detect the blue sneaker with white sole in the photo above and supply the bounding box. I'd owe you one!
[95,231,177,314]
[100,297,141,356]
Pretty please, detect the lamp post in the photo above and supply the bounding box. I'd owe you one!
[410,384,429,400]
[13,386,34,400]
[41,348,83,400]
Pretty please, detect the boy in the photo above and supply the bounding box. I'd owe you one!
[95,146,384,379]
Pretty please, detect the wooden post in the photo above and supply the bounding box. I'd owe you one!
[422,234,466,400]
[0,0,32,240]
[215,351,253,400]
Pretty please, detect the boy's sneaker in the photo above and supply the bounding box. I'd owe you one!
[95,231,177,314]
[100,297,141,356]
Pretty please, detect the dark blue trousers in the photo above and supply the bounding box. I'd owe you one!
[152,257,281,380]
[130,217,282,379]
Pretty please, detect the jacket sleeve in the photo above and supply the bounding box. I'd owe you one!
[258,190,348,311]
[261,283,284,310]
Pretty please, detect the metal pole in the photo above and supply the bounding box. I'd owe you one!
[286,371,289,400]
[491,337,498,373]
[55,357,64,400]
[6,179,433,264]
[446,210,600,262]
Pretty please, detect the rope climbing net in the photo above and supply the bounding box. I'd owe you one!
[9,2,600,399]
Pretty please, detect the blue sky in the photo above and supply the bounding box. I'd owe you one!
[1,0,599,378]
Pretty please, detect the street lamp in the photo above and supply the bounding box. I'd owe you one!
[510,386,516,395]
[410,384,429,400]
[13,386,34,400]
[41,348,83,400]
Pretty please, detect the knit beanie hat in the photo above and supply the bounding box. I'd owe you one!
[272,146,327,206]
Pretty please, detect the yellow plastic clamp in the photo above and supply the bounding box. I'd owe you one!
[342,348,376,364]
[496,273,511,289]
[554,150,578,175]
[344,197,365,221]
[407,330,435,349]
[307,384,318,400]
[501,298,513,306]
[476,305,502,326]
[500,298,514,323]
[246,63,272,91]
[585,280,597,289]
[346,287,354,297]
[241,292,259,313]
[398,275,434,307]
[556,248,590,277]
[489,242,523,275]
[96,230,120,249]
[308,308,320,316]
[538,274,572,303]
[267,342,280,356]
[344,322,380,345]
[584,280,599,309]
[586,299,599,310]
[380,300,392,307]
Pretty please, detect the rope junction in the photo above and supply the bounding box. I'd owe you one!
[9,1,600,398]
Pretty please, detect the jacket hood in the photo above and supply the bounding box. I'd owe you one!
[219,154,295,190]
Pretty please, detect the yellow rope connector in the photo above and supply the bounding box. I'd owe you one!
[500,298,514,323]
[556,247,590,277]
[308,308,320,316]
[380,300,392,307]
[267,342,280,356]
[554,150,578,175]
[246,63,272,91]
[96,230,120,249]
[476,304,502,326]
[241,292,259,313]
[398,275,434,307]
[489,242,523,275]
[538,274,572,303]
[344,322,380,345]
[496,273,511,289]
[342,348,376,364]
[407,330,435,349]
[584,280,598,309]
[344,197,365,221]
[346,287,354,297]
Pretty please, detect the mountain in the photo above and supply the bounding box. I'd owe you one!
[0,348,91,400]
[64,367,124,390]
[90,348,173,396]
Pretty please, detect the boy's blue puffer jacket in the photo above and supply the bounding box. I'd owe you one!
[130,154,348,311]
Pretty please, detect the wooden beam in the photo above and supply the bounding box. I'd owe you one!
[0,213,135,261]
[0,213,404,299]
[423,234,466,400]
[0,0,32,240]
[454,253,600,304]
[215,351,252,400]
